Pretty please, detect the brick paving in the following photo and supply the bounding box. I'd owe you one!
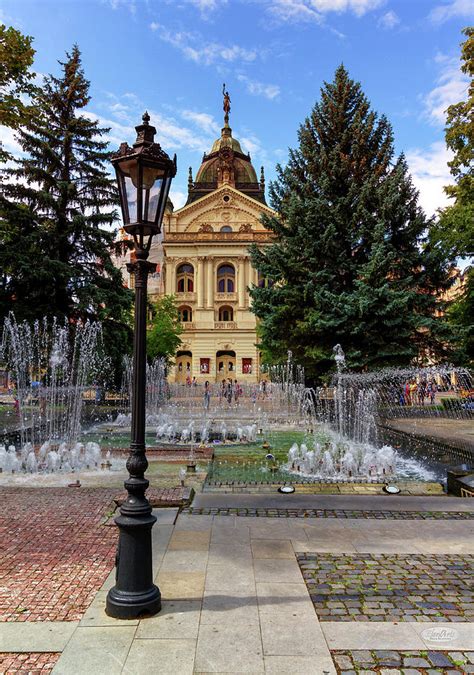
[331,649,474,673]
[298,553,474,622]
[183,506,474,519]
[0,487,119,623]
[0,486,189,623]
[0,651,60,674]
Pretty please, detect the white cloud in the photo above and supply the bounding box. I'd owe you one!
[0,125,23,156]
[185,0,227,14]
[104,0,136,14]
[378,10,400,29]
[423,53,469,125]
[237,75,281,100]
[181,110,220,135]
[268,0,384,23]
[429,0,474,23]
[312,0,384,15]
[406,141,454,217]
[92,92,220,154]
[150,23,257,66]
[169,189,187,210]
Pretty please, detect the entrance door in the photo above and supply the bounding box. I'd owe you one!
[216,351,236,380]
[176,353,192,384]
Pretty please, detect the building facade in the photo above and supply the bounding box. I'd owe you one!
[114,94,274,383]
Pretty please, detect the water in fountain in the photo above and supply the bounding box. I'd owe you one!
[0,314,103,473]
[116,355,167,426]
[286,346,472,483]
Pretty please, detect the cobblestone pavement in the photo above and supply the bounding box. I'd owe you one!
[0,488,118,623]
[183,506,474,519]
[298,553,474,622]
[0,651,60,674]
[332,649,474,673]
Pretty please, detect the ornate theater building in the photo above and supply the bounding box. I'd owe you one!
[115,89,274,383]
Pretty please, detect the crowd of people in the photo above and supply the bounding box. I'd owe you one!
[181,376,269,410]
[399,380,437,406]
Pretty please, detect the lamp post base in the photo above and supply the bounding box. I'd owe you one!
[106,584,161,619]
[105,508,161,620]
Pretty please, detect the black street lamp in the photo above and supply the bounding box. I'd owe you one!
[106,112,176,619]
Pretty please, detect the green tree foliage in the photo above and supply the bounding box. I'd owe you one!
[147,295,182,363]
[0,45,133,378]
[432,27,474,365]
[250,66,452,381]
[0,25,35,130]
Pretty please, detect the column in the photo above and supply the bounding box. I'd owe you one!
[238,256,246,309]
[197,257,204,308]
[206,257,214,308]
[245,258,251,307]
[166,258,175,295]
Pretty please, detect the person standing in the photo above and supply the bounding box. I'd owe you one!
[203,381,211,410]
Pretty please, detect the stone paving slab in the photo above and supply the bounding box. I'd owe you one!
[322,620,474,651]
[0,622,78,652]
[298,553,474,622]
[123,638,196,675]
[322,622,426,650]
[52,625,136,675]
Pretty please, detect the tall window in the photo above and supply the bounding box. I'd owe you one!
[176,263,194,292]
[218,306,233,322]
[217,264,235,292]
[178,306,192,322]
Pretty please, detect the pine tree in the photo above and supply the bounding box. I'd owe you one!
[250,66,452,381]
[0,46,133,372]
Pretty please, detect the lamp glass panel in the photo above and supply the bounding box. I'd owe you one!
[156,175,172,227]
[145,177,163,222]
[124,175,137,223]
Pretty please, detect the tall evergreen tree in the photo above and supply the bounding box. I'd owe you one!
[250,66,452,381]
[0,46,133,374]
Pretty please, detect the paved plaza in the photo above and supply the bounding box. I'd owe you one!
[0,491,473,673]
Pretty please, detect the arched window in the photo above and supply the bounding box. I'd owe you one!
[218,306,233,322]
[178,306,192,322]
[217,264,235,292]
[176,263,194,292]
[220,225,232,233]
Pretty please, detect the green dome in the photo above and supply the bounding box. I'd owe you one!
[210,127,244,154]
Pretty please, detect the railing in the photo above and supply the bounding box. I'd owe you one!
[215,292,237,302]
[214,321,237,330]
[180,322,196,330]
[166,231,271,242]
[175,292,196,302]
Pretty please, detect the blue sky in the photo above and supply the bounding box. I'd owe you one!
[1,0,472,215]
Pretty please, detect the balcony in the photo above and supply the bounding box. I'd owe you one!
[215,292,237,302]
[214,321,237,330]
[175,292,196,302]
[180,322,196,330]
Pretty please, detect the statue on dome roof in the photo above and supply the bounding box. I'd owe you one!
[222,83,231,123]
